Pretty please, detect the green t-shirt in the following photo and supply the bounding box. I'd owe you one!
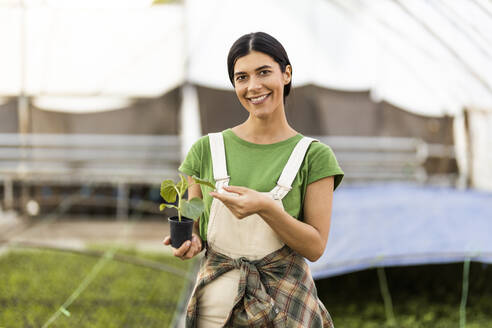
[178,128,344,241]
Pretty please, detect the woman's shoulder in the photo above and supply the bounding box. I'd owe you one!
[304,139,339,168]
[306,138,344,168]
[303,137,344,188]
[197,133,211,144]
[306,138,336,157]
[190,134,211,150]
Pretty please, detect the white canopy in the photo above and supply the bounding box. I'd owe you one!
[187,0,492,116]
[1,0,491,116]
[0,1,184,102]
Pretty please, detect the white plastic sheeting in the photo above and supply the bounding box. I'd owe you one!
[466,108,492,191]
[0,0,491,116]
[0,3,185,105]
[32,96,133,113]
[186,0,379,91]
[187,0,492,117]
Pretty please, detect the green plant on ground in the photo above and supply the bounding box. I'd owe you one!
[2,248,492,327]
[0,247,194,328]
[316,262,492,328]
[159,174,215,222]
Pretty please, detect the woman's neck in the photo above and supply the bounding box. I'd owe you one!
[232,112,298,145]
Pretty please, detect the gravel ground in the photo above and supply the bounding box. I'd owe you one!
[0,213,172,254]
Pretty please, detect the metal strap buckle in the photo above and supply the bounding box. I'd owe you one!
[273,184,292,200]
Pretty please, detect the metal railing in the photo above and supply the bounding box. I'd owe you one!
[0,133,181,216]
[315,136,456,184]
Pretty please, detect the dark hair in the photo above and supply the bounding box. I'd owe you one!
[227,32,292,100]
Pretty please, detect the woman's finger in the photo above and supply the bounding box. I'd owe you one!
[192,235,202,252]
[209,191,227,202]
[183,237,200,259]
[173,240,191,258]
[162,236,171,245]
[210,191,238,204]
[222,185,249,194]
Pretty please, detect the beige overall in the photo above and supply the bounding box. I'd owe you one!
[196,132,316,327]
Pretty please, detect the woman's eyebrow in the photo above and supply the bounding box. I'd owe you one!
[255,65,272,71]
[234,65,273,76]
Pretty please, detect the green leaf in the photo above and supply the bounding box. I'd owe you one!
[181,197,204,220]
[177,174,188,196]
[160,203,177,211]
[160,179,177,203]
[192,175,216,190]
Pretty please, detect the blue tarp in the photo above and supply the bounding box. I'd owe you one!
[310,184,492,279]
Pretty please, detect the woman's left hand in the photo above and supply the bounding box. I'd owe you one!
[209,185,279,219]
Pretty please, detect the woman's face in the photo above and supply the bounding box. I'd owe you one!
[233,51,291,119]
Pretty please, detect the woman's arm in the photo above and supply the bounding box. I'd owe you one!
[162,175,204,260]
[210,176,334,262]
[259,176,334,262]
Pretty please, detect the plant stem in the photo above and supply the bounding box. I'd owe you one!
[377,267,396,326]
[460,258,471,328]
[172,185,181,222]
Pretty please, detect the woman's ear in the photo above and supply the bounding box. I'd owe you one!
[283,65,292,85]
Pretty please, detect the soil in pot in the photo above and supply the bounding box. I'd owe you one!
[168,216,194,248]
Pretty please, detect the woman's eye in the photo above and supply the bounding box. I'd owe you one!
[236,75,246,82]
[260,70,270,75]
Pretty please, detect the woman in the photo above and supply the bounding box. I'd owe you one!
[163,32,343,327]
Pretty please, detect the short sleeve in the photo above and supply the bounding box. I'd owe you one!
[306,141,344,191]
[178,137,204,178]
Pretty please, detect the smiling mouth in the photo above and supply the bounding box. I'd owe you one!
[247,93,271,105]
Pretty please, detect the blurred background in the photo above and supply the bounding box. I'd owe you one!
[0,0,491,327]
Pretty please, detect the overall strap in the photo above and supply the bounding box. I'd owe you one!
[208,132,230,190]
[271,137,318,200]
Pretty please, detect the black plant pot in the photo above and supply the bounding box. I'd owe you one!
[168,216,194,249]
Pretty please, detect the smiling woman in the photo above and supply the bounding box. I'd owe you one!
[232,51,291,120]
[228,32,292,124]
[163,32,344,327]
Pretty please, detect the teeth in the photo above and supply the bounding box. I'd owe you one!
[250,94,268,103]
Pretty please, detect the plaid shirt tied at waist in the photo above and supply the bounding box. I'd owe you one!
[186,245,334,328]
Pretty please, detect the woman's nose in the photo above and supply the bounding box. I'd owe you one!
[247,77,262,91]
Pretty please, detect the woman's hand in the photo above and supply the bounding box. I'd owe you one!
[162,233,202,260]
[209,185,280,219]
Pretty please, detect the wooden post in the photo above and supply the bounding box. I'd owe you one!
[21,182,29,217]
[116,182,129,220]
[4,178,14,211]
[416,139,429,184]
[18,0,30,134]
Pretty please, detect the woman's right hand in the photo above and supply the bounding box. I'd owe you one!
[162,233,203,260]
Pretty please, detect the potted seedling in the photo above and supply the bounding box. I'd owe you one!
[160,174,215,248]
